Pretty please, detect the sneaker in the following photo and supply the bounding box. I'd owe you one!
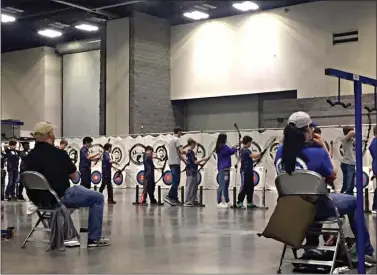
[372,210,377,214]
[183,202,194,207]
[108,200,116,204]
[365,254,377,265]
[217,203,224,208]
[223,202,229,208]
[150,200,158,205]
[236,202,246,209]
[27,201,38,215]
[88,237,110,247]
[164,196,177,206]
[10,196,17,201]
[247,203,257,209]
[175,199,183,206]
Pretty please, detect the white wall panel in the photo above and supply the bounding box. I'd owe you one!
[106,17,130,136]
[1,47,62,135]
[171,1,377,100]
[63,50,100,137]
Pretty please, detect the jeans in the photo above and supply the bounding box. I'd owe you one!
[217,170,230,204]
[61,185,104,242]
[340,163,355,195]
[5,170,18,197]
[167,165,180,200]
[307,193,374,255]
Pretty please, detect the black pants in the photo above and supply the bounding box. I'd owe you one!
[80,169,91,189]
[18,169,25,198]
[237,172,254,204]
[1,170,5,200]
[141,178,156,203]
[99,176,113,201]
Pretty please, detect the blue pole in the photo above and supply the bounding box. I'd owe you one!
[354,80,366,273]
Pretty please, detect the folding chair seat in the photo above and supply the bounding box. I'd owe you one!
[20,171,80,249]
[271,171,353,274]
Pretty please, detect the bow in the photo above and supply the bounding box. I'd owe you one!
[253,137,277,168]
[234,123,242,170]
[198,147,216,173]
[362,106,373,157]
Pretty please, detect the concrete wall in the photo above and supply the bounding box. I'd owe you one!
[1,47,62,135]
[129,12,175,134]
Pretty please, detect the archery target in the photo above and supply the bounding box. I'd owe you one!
[71,171,81,184]
[136,170,144,185]
[353,171,370,189]
[66,143,80,165]
[153,144,168,169]
[89,143,105,159]
[267,136,282,165]
[183,143,206,159]
[113,172,124,186]
[162,170,172,186]
[129,143,145,165]
[91,171,102,185]
[253,170,260,187]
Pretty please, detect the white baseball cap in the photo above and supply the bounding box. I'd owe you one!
[288,111,317,129]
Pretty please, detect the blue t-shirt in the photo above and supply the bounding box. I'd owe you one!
[79,146,90,170]
[186,149,198,176]
[143,153,155,181]
[217,144,237,171]
[102,151,111,178]
[369,137,377,176]
[240,147,253,175]
[274,144,333,178]
[5,148,20,171]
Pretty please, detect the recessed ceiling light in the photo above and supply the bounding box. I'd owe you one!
[183,11,209,20]
[1,14,16,23]
[38,29,62,38]
[75,24,99,32]
[233,1,259,11]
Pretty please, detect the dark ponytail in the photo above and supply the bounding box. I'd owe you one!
[215,134,227,154]
[282,123,307,174]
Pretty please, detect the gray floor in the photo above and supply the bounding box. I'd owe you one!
[1,189,377,274]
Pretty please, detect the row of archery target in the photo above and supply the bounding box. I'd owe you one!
[69,169,263,187]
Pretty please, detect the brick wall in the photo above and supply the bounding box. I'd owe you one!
[129,12,176,134]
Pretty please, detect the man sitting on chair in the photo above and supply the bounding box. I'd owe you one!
[24,122,110,247]
[274,112,375,263]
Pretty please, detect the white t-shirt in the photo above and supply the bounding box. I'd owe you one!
[341,137,355,165]
[168,136,181,165]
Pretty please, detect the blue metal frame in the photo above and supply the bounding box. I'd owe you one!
[325,68,377,274]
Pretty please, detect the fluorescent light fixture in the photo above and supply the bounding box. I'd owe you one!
[233,1,259,11]
[1,14,16,23]
[75,24,99,32]
[183,11,209,20]
[38,29,62,38]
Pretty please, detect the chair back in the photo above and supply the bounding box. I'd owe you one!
[20,171,61,206]
[275,170,329,197]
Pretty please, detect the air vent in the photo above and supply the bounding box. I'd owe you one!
[88,17,107,23]
[49,22,70,29]
[333,30,358,45]
[3,7,24,14]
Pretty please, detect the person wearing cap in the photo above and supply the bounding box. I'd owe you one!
[24,121,110,247]
[274,111,375,263]
[340,126,356,195]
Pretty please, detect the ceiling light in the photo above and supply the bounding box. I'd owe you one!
[75,24,99,32]
[183,11,209,20]
[1,14,16,23]
[233,1,259,11]
[38,29,62,38]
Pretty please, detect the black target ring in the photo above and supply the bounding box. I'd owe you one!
[269,142,280,161]
[111,147,123,163]
[154,145,167,169]
[129,143,146,165]
[68,149,78,164]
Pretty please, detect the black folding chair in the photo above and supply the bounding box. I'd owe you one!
[275,170,352,274]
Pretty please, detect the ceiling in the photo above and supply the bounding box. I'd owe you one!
[1,0,319,53]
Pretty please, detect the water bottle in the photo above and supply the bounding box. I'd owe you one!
[79,228,88,248]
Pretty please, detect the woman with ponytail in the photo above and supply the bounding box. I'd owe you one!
[274,111,375,262]
[215,133,237,208]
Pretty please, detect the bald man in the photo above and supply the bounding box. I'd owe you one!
[24,122,110,247]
